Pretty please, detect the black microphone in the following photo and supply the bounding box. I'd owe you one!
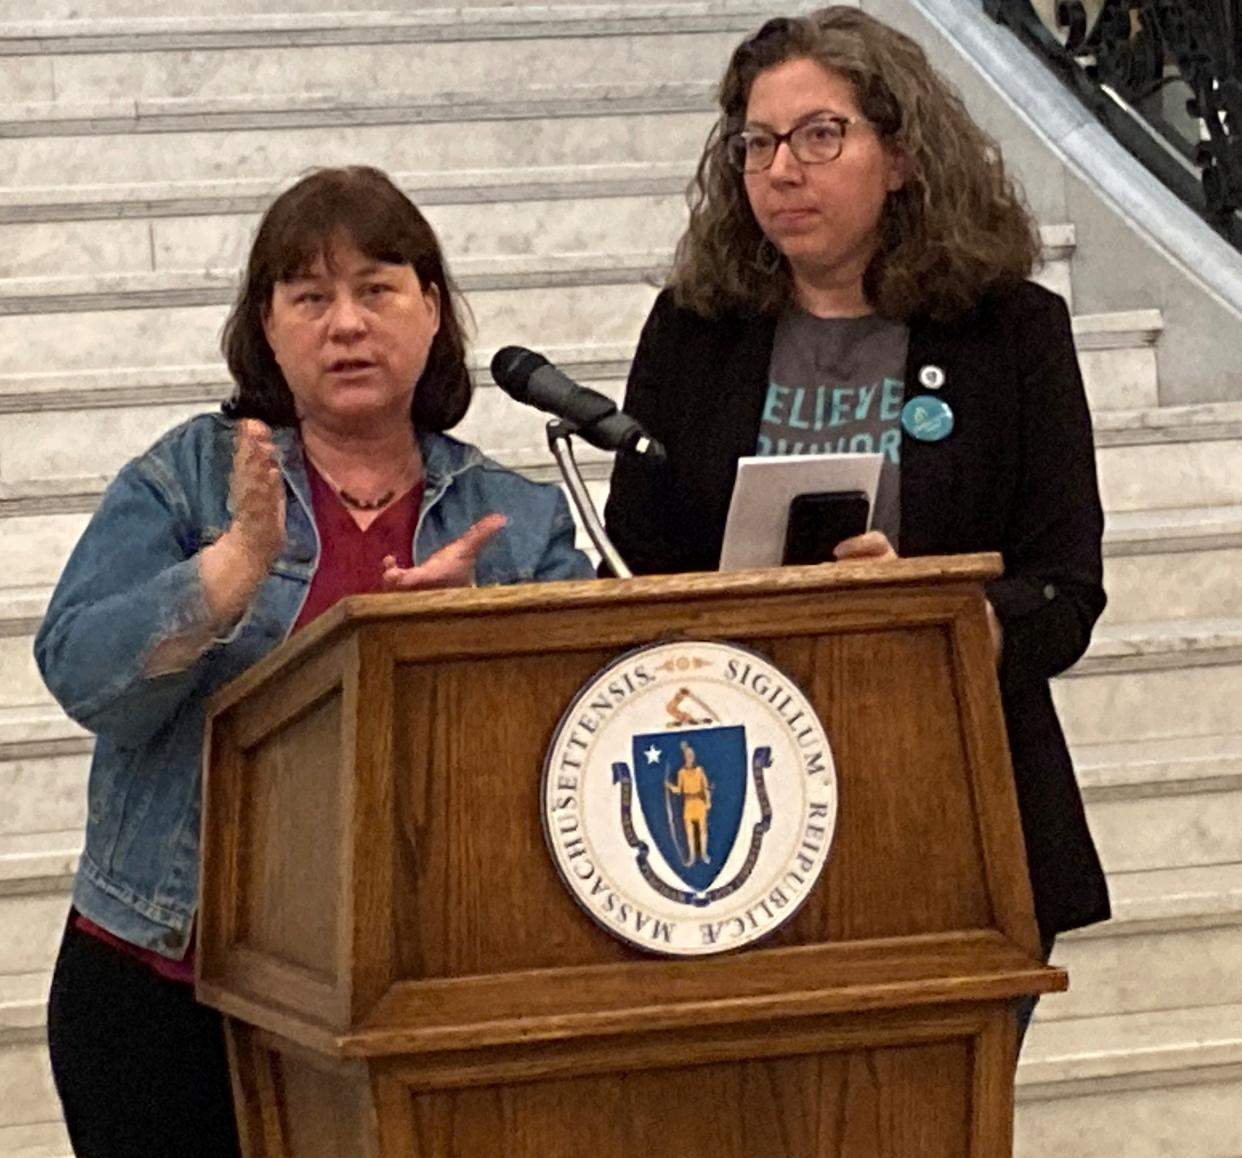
[490,346,665,460]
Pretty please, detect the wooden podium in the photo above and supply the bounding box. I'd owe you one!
[198,556,1064,1157]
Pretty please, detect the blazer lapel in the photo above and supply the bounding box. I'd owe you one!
[900,320,968,557]
[696,311,780,555]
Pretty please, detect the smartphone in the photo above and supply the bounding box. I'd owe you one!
[782,490,871,565]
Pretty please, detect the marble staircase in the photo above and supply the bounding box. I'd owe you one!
[1,3,1241,1156]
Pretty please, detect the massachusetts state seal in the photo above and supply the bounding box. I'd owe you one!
[542,640,838,955]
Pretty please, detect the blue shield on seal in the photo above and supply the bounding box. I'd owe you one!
[632,726,747,892]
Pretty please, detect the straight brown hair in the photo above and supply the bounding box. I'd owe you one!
[222,166,472,430]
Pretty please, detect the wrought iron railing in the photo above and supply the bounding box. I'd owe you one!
[985,0,1242,245]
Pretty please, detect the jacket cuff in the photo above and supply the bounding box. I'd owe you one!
[985,575,1060,621]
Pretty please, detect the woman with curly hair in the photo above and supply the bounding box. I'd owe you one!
[604,6,1109,1041]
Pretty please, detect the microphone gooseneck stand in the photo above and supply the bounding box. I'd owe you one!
[546,419,633,579]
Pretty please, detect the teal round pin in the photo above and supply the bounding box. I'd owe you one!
[901,395,954,442]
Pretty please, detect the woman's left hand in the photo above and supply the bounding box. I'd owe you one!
[833,530,898,562]
[380,514,507,591]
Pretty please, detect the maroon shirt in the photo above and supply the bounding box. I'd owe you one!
[76,460,424,983]
[292,460,422,630]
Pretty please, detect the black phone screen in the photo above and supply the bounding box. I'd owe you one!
[781,490,871,565]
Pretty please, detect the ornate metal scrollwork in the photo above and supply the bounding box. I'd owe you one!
[988,0,1241,237]
[1094,2,1166,98]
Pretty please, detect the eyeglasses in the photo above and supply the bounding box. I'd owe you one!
[724,116,864,173]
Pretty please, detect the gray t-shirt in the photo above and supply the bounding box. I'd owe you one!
[757,308,909,547]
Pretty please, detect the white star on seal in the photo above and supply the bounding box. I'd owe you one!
[644,744,662,765]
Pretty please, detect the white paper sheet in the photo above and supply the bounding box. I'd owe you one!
[718,453,884,571]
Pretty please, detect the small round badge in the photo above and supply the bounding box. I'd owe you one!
[918,365,946,390]
[901,396,955,442]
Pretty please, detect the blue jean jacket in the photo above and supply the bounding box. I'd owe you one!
[34,412,593,956]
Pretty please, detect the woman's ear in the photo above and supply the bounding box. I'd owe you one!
[884,140,913,193]
[422,281,442,336]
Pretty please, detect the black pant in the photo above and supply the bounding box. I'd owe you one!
[46,919,241,1158]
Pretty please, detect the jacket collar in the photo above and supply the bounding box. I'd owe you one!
[417,430,484,501]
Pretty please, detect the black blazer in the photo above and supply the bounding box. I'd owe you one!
[604,281,1111,937]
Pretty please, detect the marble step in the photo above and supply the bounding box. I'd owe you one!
[1073,307,1161,411]
[0,1050,60,1146]
[1093,403,1242,514]
[7,849,1238,1027]
[1041,863,1242,1021]
[0,592,55,713]
[1094,401,1242,512]
[0,975,61,1147]
[0,338,628,494]
[4,1015,1242,1158]
[0,450,607,578]
[0,832,73,978]
[0,1121,70,1158]
[3,1007,1242,1158]
[0,82,718,190]
[0,152,1075,295]
[1015,1002,1242,1157]
[5,567,1242,740]
[0,9,749,109]
[0,510,88,593]
[0,971,48,1038]
[0,287,1149,404]
[8,369,1224,510]
[0,708,90,840]
[4,868,1242,1145]
[1054,619,1242,748]
[1077,734,1242,874]
[1,387,1211,588]
[10,360,1218,501]
[5,712,1240,882]
[1102,504,1242,624]
[0,831,73,1152]
[0,257,665,377]
[21,454,1238,631]
[0,187,692,282]
[37,345,1229,494]
[0,467,610,710]
[0,341,629,410]
[0,161,692,219]
[0,0,736,22]
[0,235,1079,315]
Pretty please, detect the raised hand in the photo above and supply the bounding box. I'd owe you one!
[227,419,286,572]
[381,513,507,591]
[200,419,286,625]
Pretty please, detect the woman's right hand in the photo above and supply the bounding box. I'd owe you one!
[200,420,286,625]
[225,419,286,571]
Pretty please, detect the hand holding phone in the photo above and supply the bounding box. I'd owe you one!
[782,490,871,566]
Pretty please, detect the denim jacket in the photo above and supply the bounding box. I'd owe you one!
[35,412,593,956]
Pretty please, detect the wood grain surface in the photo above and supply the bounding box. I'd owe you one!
[200,558,1043,1156]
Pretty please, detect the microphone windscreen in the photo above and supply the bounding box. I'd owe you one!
[490,346,548,400]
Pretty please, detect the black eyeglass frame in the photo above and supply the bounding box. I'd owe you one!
[724,115,867,173]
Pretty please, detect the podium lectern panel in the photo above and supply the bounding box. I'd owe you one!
[200,557,1061,1157]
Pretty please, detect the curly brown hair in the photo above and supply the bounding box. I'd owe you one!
[222,166,472,431]
[671,7,1041,321]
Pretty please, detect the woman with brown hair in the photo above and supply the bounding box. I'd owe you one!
[604,7,1110,1036]
[36,165,592,1155]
